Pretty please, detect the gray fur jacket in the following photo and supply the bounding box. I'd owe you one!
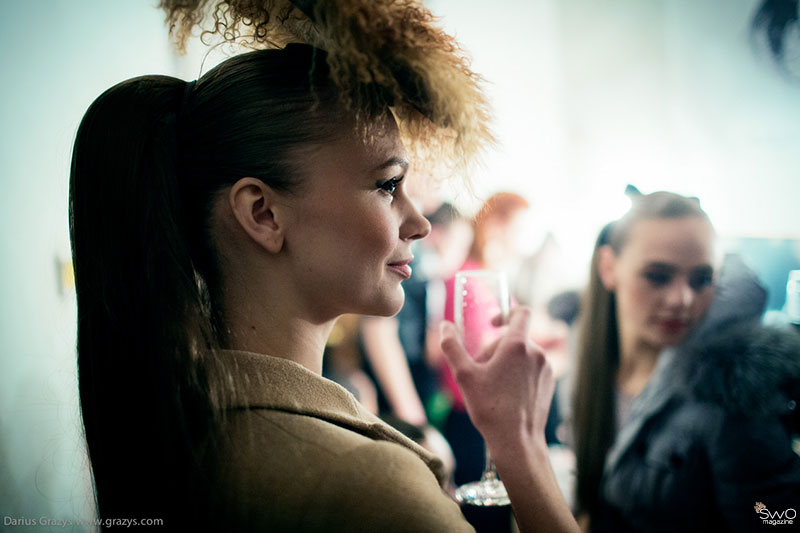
[594,258,800,533]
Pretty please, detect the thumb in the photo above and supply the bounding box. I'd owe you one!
[440,321,474,374]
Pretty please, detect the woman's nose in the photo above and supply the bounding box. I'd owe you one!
[665,279,694,309]
[400,198,431,241]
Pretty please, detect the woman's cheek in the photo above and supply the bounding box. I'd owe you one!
[626,280,657,314]
[693,289,715,318]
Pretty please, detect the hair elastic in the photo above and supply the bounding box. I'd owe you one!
[177,79,196,123]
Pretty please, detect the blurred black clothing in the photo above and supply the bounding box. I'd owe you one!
[594,257,800,532]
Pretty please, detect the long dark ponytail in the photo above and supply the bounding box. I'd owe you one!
[71,75,216,523]
[572,223,619,519]
[69,45,353,525]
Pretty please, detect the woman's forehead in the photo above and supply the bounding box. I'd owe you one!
[290,122,406,182]
[622,217,715,264]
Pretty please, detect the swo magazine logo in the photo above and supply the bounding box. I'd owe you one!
[755,501,796,526]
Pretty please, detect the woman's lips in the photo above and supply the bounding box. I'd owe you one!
[387,260,412,279]
[658,318,689,335]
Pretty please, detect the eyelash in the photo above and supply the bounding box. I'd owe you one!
[643,271,714,291]
[377,176,404,197]
[644,272,671,286]
[688,271,714,291]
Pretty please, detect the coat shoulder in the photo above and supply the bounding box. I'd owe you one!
[681,323,800,416]
[208,409,471,532]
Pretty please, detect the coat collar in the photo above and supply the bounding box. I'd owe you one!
[216,349,447,484]
[603,348,681,473]
[219,349,364,416]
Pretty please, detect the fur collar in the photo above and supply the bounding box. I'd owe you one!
[679,322,800,416]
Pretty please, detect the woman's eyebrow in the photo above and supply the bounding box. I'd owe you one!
[373,156,409,171]
[645,262,713,273]
[645,262,676,271]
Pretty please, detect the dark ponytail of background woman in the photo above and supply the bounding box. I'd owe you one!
[571,222,619,519]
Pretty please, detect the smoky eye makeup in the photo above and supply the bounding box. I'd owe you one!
[372,155,408,198]
[643,270,672,286]
[641,263,714,291]
[688,266,714,291]
[642,263,675,286]
[376,175,404,196]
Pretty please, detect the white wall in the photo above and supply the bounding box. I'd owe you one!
[0,1,175,528]
[430,0,800,285]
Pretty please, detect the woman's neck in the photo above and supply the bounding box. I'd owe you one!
[220,284,335,375]
[616,337,661,397]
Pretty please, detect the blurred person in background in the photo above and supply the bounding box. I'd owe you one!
[323,314,379,415]
[436,192,532,487]
[571,191,800,532]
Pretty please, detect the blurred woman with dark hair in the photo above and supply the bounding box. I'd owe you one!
[571,191,800,532]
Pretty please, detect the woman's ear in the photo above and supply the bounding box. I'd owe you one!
[228,177,285,254]
[597,245,617,291]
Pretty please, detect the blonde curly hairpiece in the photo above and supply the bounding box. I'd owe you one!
[159,0,493,182]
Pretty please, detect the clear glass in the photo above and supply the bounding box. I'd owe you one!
[452,269,511,507]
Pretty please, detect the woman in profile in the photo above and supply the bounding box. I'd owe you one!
[571,191,800,532]
[70,1,576,531]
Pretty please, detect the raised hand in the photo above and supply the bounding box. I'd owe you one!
[440,305,578,533]
[440,306,553,451]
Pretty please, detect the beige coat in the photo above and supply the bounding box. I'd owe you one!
[208,349,473,532]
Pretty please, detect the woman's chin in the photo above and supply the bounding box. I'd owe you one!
[367,289,406,317]
[655,331,691,349]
